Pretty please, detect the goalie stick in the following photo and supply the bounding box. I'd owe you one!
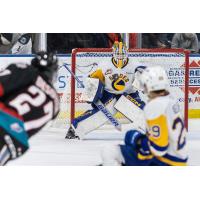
[62,63,122,131]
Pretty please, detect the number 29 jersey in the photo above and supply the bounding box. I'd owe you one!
[144,95,188,166]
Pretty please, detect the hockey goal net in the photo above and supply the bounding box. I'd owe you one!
[52,48,189,130]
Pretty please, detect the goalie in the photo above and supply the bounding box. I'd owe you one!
[100,66,188,166]
[65,41,146,139]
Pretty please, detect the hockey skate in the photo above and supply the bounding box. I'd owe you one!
[65,126,79,139]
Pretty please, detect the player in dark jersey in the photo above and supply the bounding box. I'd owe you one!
[0,51,60,165]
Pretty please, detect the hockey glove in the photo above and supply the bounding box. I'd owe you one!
[82,78,104,104]
[0,126,29,165]
[125,129,150,154]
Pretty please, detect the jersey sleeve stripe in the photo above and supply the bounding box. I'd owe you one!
[0,84,4,97]
[149,142,168,156]
[137,153,153,160]
[153,157,187,166]
[150,141,168,152]
[150,147,167,157]
[163,153,188,162]
[154,154,188,166]
[0,102,23,120]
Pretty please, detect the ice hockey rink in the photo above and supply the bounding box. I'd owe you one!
[8,119,200,166]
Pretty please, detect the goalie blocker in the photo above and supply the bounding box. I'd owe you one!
[66,78,145,140]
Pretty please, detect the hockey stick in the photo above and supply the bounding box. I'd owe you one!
[62,63,122,131]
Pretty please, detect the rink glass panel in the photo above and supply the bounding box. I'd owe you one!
[0,52,190,130]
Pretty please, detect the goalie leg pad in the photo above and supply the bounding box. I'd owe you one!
[124,91,146,110]
[72,92,117,139]
[72,108,100,129]
[114,92,146,133]
[73,90,116,128]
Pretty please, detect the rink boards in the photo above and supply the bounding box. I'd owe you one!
[0,54,200,119]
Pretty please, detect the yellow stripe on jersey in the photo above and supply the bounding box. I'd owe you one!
[147,115,169,149]
[89,69,105,83]
[156,156,187,166]
[137,153,153,160]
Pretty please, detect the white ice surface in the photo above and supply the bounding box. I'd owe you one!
[8,119,200,166]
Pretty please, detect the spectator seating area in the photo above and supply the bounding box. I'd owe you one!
[0,33,200,54]
[47,33,200,54]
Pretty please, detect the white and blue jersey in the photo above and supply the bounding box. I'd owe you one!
[120,95,188,166]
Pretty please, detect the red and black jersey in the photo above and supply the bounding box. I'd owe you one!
[0,63,60,137]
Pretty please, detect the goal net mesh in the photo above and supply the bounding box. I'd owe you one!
[51,48,189,130]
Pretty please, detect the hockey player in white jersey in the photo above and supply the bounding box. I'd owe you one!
[65,41,146,139]
[101,66,188,166]
[0,33,32,54]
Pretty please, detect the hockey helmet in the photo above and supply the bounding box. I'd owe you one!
[112,41,128,68]
[31,51,58,82]
[140,66,169,94]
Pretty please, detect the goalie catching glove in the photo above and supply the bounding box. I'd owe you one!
[82,77,104,104]
[132,66,147,91]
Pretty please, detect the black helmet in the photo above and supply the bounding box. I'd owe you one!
[31,51,58,82]
[32,51,57,68]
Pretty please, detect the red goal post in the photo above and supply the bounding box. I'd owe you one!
[71,48,190,129]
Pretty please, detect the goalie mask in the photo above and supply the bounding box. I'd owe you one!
[140,66,169,94]
[112,41,128,68]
